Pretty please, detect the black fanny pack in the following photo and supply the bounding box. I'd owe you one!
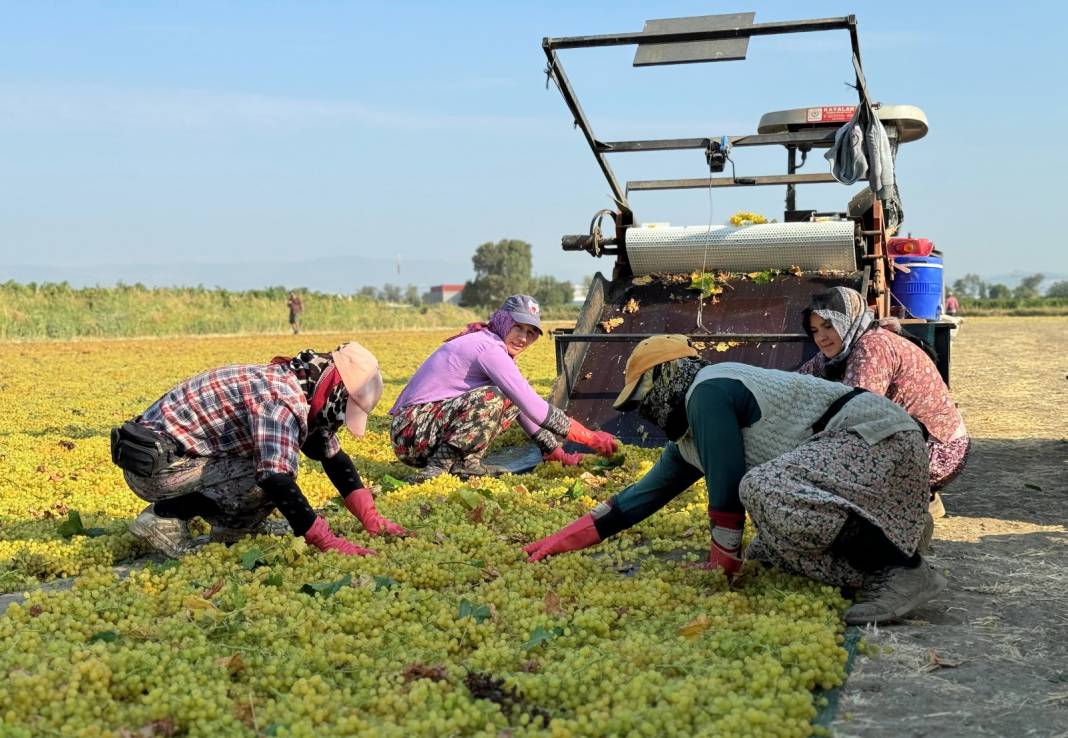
[110,421,171,477]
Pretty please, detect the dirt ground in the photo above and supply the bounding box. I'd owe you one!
[832,317,1068,737]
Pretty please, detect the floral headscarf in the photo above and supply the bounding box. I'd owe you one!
[637,357,709,441]
[441,307,521,358]
[803,287,874,370]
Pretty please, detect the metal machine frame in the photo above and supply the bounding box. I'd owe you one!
[537,13,953,445]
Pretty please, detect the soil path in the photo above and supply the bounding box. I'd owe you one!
[832,317,1068,737]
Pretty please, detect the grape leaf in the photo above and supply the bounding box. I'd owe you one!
[264,572,283,587]
[300,574,352,598]
[590,452,626,471]
[57,510,86,538]
[373,575,397,591]
[379,474,408,491]
[239,545,266,571]
[458,599,492,624]
[521,625,564,651]
[688,272,724,299]
[562,479,588,500]
[88,630,120,644]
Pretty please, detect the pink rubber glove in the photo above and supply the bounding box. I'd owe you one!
[303,516,377,556]
[691,510,744,579]
[542,447,583,466]
[523,513,601,562]
[566,420,619,457]
[343,488,408,536]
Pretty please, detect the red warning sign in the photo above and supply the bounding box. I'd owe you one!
[806,106,856,123]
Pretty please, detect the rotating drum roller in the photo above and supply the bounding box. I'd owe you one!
[624,221,857,274]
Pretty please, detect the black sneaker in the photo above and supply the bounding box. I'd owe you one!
[844,558,947,625]
[406,457,454,483]
[455,457,507,479]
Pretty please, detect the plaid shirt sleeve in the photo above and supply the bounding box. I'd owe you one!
[248,399,304,479]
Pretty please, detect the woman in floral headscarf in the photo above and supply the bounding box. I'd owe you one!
[390,295,618,481]
[799,287,970,516]
[111,342,406,558]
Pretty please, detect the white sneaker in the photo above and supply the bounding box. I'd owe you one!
[128,505,201,559]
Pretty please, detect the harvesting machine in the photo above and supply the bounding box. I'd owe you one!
[541,12,952,447]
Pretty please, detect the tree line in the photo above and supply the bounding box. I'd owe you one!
[951,273,1068,300]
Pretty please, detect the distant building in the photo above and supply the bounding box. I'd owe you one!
[427,284,465,305]
[572,283,588,304]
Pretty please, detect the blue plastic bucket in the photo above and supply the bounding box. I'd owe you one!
[891,255,943,319]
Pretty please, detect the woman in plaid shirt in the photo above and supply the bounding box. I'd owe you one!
[113,342,406,558]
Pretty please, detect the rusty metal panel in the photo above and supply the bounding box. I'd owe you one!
[550,271,862,446]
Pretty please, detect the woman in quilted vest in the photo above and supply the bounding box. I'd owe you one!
[522,335,946,626]
[799,286,970,518]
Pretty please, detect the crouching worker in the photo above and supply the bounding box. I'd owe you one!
[110,342,407,559]
[389,295,619,482]
[800,286,970,517]
[523,335,947,625]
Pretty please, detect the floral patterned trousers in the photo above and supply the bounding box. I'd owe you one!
[390,386,520,468]
[929,435,971,490]
[741,429,929,588]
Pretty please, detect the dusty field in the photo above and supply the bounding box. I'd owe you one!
[832,316,1068,737]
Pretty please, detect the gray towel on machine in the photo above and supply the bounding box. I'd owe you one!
[825,104,896,200]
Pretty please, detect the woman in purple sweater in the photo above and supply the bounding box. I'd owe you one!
[390,295,618,481]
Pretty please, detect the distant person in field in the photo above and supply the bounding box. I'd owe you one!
[110,342,406,558]
[287,291,304,334]
[799,287,970,518]
[524,335,945,626]
[389,294,619,482]
[944,292,961,316]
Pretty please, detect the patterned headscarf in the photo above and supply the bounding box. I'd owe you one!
[272,348,348,434]
[637,357,708,441]
[804,287,874,369]
[441,308,520,366]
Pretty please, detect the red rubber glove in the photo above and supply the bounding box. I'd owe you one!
[343,488,408,536]
[691,510,744,579]
[523,513,601,562]
[303,516,377,556]
[566,420,618,456]
[542,447,583,466]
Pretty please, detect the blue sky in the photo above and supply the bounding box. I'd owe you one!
[2,0,1066,290]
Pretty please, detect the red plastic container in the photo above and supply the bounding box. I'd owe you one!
[887,237,934,256]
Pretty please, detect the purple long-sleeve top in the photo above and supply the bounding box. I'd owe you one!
[389,329,553,436]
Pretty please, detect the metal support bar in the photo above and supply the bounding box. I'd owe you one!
[628,173,838,192]
[598,130,843,153]
[544,17,853,50]
[544,49,630,216]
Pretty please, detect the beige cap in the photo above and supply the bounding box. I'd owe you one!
[613,335,699,410]
[332,342,383,437]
